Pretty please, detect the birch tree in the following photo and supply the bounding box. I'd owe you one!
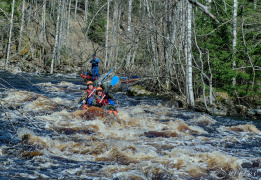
[57,0,65,65]
[51,0,54,16]
[145,0,159,78]
[66,0,71,51]
[74,0,78,19]
[18,0,26,52]
[51,0,62,74]
[6,0,15,67]
[40,0,46,64]
[125,0,132,69]
[108,0,119,68]
[186,1,195,108]
[84,0,89,21]
[104,0,110,69]
[27,0,33,29]
[232,0,238,86]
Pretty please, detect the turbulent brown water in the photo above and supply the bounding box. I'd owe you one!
[0,71,260,179]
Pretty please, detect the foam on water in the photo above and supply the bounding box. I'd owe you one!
[0,79,260,179]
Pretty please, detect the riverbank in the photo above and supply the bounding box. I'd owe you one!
[126,85,261,120]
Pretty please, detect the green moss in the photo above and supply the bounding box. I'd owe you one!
[134,85,144,90]
[20,45,29,56]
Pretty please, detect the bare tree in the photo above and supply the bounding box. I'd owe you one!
[51,0,62,74]
[74,0,78,19]
[57,0,65,66]
[232,0,238,86]
[108,0,120,68]
[125,0,133,70]
[18,0,26,52]
[66,0,72,51]
[84,0,89,21]
[40,0,46,64]
[145,0,159,78]
[27,0,33,29]
[104,0,111,69]
[6,0,16,67]
[186,0,195,108]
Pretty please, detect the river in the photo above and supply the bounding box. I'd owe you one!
[0,71,260,179]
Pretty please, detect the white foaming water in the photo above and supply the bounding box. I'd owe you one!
[0,82,260,179]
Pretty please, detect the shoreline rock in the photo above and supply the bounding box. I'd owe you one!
[127,85,260,119]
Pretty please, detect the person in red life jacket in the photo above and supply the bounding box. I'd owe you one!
[92,87,116,111]
[82,81,96,107]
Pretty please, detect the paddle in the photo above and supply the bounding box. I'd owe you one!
[100,68,113,83]
[106,76,119,94]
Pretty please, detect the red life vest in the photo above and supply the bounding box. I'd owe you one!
[87,87,96,98]
[96,93,109,107]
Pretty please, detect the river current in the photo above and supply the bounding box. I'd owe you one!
[0,71,260,179]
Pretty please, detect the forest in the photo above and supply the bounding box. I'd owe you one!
[0,0,260,113]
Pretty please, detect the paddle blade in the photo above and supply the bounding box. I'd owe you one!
[111,76,119,86]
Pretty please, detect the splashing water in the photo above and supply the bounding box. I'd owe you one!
[0,71,260,179]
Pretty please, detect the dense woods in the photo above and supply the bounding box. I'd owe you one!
[0,0,260,110]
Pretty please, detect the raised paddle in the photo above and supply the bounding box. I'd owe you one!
[99,68,113,84]
[111,75,119,86]
[105,76,119,94]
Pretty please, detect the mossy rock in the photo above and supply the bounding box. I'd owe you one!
[93,73,121,92]
[216,92,232,103]
[127,85,154,97]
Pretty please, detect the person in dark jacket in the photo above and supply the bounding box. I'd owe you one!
[90,54,100,80]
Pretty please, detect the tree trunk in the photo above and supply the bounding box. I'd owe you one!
[104,0,111,70]
[114,3,122,66]
[206,49,213,105]
[186,1,195,108]
[108,0,119,68]
[145,0,159,78]
[66,0,71,51]
[74,0,78,19]
[18,0,25,52]
[51,0,62,74]
[6,0,15,67]
[84,0,89,21]
[27,0,32,30]
[232,0,238,86]
[125,0,133,70]
[127,0,132,32]
[57,0,65,66]
[51,0,54,16]
[40,0,46,64]
[164,0,174,90]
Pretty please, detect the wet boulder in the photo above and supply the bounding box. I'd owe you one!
[194,92,245,116]
[247,109,261,120]
[94,73,121,92]
[235,105,249,115]
[83,106,110,120]
[195,99,228,116]
[127,85,156,97]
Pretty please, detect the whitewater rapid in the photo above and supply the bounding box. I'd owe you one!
[0,72,260,179]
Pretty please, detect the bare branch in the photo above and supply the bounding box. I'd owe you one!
[188,0,219,23]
